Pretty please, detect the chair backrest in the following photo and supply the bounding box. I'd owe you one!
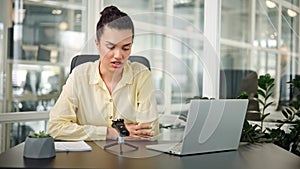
[277,74,300,110]
[219,69,259,112]
[70,55,151,73]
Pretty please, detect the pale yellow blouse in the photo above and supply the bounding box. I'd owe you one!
[48,60,159,141]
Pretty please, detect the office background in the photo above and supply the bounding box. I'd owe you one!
[0,0,299,153]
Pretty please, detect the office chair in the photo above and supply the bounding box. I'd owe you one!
[70,55,151,73]
[219,69,259,119]
[277,74,300,110]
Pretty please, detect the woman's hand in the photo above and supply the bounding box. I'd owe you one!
[125,123,153,140]
[106,123,153,140]
[106,127,119,140]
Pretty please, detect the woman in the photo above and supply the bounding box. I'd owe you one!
[48,6,159,140]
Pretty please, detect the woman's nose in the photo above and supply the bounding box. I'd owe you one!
[113,49,122,60]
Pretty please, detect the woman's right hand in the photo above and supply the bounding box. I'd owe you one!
[106,127,119,140]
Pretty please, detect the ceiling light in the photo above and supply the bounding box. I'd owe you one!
[52,9,62,15]
[287,9,297,17]
[265,0,276,8]
[58,22,68,30]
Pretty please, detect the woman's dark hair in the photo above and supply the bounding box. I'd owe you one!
[96,6,134,41]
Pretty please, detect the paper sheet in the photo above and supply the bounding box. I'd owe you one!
[55,141,92,152]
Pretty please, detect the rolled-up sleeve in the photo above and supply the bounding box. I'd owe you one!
[48,72,107,141]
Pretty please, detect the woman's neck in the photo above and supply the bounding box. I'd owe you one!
[99,63,123,94]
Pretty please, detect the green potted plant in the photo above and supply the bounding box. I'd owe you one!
[23,131,56,159]
[240,74,300,156]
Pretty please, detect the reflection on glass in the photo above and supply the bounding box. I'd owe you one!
[10,0,85,113]
[133,32,203,105]
[101,1,205,107]
[280,53,299,76]
[174,0,204,33]
[252,51,276,77]
[171,37,203,104]
[18,1,85,62]
[281,7,299,53]
[11,64,60,112]
[220,45,251,70]
[221,0,251,42]
[255,0,278,48]
[12,65,61,96]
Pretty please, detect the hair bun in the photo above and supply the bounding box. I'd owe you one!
[100,5,121,16]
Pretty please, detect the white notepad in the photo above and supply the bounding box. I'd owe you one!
[55,141,92,152]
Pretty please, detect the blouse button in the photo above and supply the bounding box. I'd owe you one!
[109,99,113,102]
[109,116,113,119]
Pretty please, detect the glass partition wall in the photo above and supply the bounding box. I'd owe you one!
[1,0,87,151]
[221,0,300,110]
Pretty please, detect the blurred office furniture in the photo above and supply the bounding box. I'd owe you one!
[19,71,41,111]
[11,124,34,146]
[277,74,300,110]
[6,48,63,148]
[70,55,151,73]
[220,69,259,120]
[37,46,51,61]
[37,45,59,63]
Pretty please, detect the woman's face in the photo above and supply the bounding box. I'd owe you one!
[96,26,133,73]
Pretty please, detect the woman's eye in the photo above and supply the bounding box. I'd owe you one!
[123,48,130,51]
[107,46,115,50]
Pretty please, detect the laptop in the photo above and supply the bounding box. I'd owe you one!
[146,99,249,156]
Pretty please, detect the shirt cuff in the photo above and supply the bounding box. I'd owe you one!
[84,125,107,140]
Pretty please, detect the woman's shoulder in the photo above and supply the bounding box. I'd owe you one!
[71,61,98,77]
[127,60,149,74]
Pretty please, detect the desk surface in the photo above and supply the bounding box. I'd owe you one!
[0,141,299,169]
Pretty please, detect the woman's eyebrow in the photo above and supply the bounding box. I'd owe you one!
[105,41,132,47]
[123,42,132,47]
[105,41,115,46]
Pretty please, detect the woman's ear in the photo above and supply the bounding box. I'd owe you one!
[95,39,99,47]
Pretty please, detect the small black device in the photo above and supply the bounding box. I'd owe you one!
[112,119,130,137]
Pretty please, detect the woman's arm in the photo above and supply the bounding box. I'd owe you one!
[47,72,107,141]
[134,70,160,139]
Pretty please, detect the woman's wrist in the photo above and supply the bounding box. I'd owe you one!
[106,127,118,140]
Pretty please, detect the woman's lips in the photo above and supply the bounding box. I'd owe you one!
[111,61,122,68]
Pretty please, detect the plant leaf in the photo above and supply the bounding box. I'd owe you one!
[261,113,270,120]
[268,79,275,85]
[256,89,266,97]
[286,107,294,116]
[265,92,273,100]
[254,98,264,106]
[237,91,248,99]
[268,82,275,89]
[282,110,289,119]
[264,102,274,109]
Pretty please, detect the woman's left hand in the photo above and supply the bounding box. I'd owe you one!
[125,123,153,140]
